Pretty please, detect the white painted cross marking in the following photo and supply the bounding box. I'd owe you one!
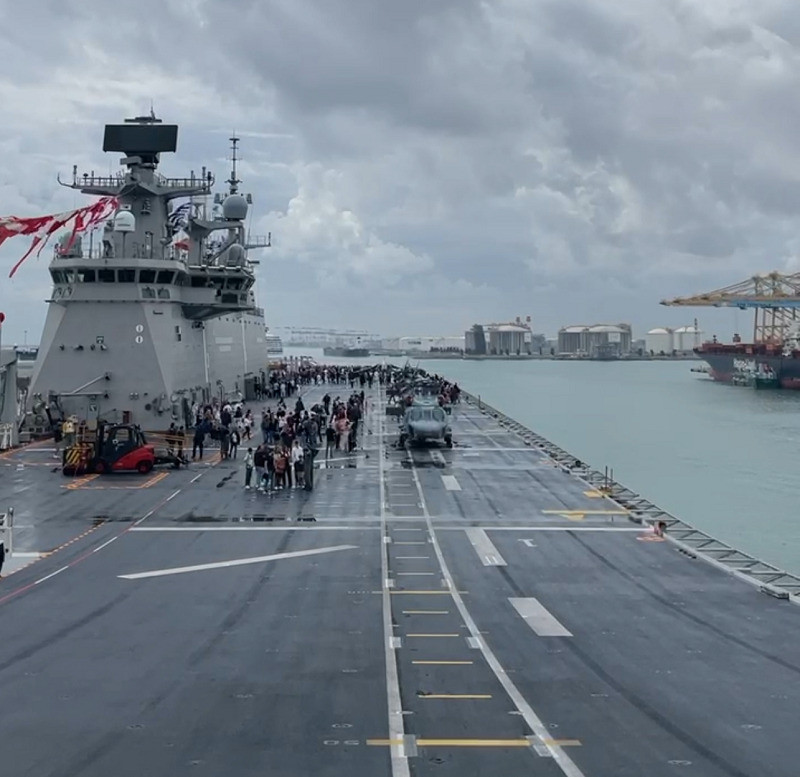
[119,545,358,580]
[509,598,572,637]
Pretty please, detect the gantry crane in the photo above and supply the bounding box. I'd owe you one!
[661,271,800,344]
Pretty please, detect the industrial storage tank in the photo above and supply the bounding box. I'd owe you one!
[645,327,674,354]
[674,325,702,352]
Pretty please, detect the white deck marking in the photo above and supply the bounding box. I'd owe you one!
[130,526,380,532]
[93,536,118,553]
[441,475,461,491]
[510,598,573,637]
[35,565,69,585]
[436,526,641,532]
[118,545,357,580]
[165,489,181,502]
[377,392,411,777]
[429,450,446,465]
[520,539,538,548]
[465,528,507,566]
[407,450,587,776]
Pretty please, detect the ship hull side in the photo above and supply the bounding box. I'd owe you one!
[698,351,800,389]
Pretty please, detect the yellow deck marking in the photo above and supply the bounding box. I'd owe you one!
[402,610,449,614]
[412,660,473,665]
[583,490,604,498]
[407,633,460,638]
[542,509,628,515]
[64,471,169,491]
[366,738,581,747]
[419,694,492,699]
[386,590,467,595]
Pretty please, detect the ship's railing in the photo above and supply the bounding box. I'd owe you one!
[461,390,800,601]
[70,172,212,192]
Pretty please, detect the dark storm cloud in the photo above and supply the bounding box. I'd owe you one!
[3,0,800,341]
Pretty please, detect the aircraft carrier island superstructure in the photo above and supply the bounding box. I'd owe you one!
[29,115,268,426]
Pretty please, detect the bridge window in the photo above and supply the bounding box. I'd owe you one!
[98,269,115,283]
[51,270,65,283]
[139,269,156,283]
[142,287,156,299]
[157,270,174,284]
[157,288,171,299]
[118,269,136,283]
[75,269,95,283]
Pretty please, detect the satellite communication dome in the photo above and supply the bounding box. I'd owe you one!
[222,194,248,221]
[224,243,247,267]
[114,209,136,233]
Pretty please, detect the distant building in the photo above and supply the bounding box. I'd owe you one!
[398,336,465,353]
[557,323,632,356]
[275,326,380,348]
[465,316,533,355]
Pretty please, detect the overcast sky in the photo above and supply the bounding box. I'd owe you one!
[1,0,798,342]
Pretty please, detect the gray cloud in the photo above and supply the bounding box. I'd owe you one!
[2,0,800,343]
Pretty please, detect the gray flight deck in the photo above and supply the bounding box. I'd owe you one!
[1,385,799,776]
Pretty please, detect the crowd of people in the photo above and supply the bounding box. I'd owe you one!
[159,364,464,496]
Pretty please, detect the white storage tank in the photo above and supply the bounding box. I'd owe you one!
[645,327,674,354]
[674,325,702,352]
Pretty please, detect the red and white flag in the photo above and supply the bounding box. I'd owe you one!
[0,196,119,278]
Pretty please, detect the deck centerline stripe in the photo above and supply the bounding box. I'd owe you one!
[406,445,589,776]
[377,391,412,776]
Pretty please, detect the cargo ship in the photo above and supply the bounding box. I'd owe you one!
[663,271,800,389]
[322,346,370,357]
[696,340,799,388]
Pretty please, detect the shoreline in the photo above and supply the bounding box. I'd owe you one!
[368,352,701,361]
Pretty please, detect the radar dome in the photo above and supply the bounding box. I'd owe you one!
[222,194,248,221]
[114,209,136,232]
[224,243,247,267]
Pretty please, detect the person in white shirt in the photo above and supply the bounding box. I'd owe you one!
[291,439,304,488]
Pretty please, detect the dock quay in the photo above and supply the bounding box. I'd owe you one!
[0,381,798,776]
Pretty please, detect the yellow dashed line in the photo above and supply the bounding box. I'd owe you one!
[541,509,628,515]
[386,590,467,595]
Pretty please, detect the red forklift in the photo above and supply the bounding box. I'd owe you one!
[62,422,156,476]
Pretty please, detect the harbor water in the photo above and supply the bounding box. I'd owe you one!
[284,349,800,576]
